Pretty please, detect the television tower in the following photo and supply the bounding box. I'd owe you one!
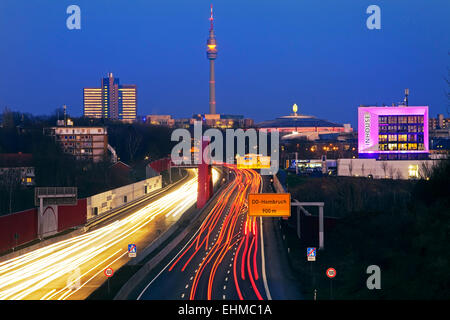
[207,5,218,114]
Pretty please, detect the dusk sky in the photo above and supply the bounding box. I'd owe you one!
[0,0,448,128]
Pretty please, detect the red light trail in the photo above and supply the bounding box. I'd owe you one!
[168,165,265,300]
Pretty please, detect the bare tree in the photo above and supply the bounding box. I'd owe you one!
[0,168,21,213]
[381,161,389,178]
[361,163,366,177]
[127,128,142,163]
[388,166,395,179]
[395,169,403,180]
[348,159,354,176]
[419,161,434,180]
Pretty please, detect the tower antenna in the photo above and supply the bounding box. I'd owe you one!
[210,4,214,30]
[206,4,218,114]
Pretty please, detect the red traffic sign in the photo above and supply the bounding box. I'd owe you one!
[326,268,336,278]
[104,267,114,277]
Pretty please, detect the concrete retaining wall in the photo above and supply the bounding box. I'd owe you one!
[86,176,162,220]
[337,158,438,179]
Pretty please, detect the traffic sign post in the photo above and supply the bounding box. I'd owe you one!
[104,267,114,296]
[104,267,114,277]
[326,268,336,300]
[128,244,137,258]
[307,247,316,262]
[248,193,291,217]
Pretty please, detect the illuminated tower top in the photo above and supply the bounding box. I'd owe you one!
[206,5,217,60]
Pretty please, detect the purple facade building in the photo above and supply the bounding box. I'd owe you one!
[358,106,429,160]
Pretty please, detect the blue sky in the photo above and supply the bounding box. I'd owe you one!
[0,0,448,128]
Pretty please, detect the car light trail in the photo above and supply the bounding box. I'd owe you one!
[167,166,265,300]
[0,169,219,300]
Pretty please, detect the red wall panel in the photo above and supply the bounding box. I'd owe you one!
[0,208,38,253]
[57,198,87,232]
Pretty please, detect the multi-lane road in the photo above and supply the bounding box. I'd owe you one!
[0,169,219,300]
[0,165,301,300]
[137,167,273,300]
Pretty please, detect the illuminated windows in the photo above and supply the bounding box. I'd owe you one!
[388,116,398,124]
[408,165,419,179]
[388,134,397,142]
[408,143,418,150]
[398,116,408,124]
[376,114,425,155]
[388,143,398,151]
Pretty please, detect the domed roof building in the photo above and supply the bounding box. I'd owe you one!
[256,104,352,141]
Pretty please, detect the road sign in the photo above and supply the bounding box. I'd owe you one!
[128,244,137,258]
[237,154,271,169]
[104,267,114,277]
[326,268,336,278]
[248,193,291,217]
[307,247,316,261]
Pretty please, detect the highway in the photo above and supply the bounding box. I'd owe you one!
[0,169,218,300]
[137,166,272,300]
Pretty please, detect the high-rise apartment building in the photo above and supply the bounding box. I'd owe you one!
[83,73,137,122]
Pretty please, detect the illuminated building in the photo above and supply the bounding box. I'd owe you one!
[257,104,351,139]
[83,73,137,122]
[0,153,35,186]
[45,126,108,162]
[358,106,429,160]
[192,114,254,129]
[429,114,450,130]
[145,115,175,127]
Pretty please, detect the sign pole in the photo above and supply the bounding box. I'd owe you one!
[330,279,333,300]
[326,267,336,300]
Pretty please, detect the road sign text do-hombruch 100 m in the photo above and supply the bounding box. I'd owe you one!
[248,193,291,217]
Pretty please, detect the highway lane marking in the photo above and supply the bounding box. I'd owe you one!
[136,170,238,300]
[256,177,273,300]
[259,182,272,300]
[136,171,222,300]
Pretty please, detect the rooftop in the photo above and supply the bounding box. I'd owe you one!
[257,114,345,129]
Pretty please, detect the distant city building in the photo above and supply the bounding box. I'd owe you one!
[257,104,351,139]
[83,73,137,122]
[45,126,108,162]
[193,114,254,129]
[145,115,175,127]
[0,153,35,186]
[429,113,449,130]
[174,118,194,129]
[358,106,429,160]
